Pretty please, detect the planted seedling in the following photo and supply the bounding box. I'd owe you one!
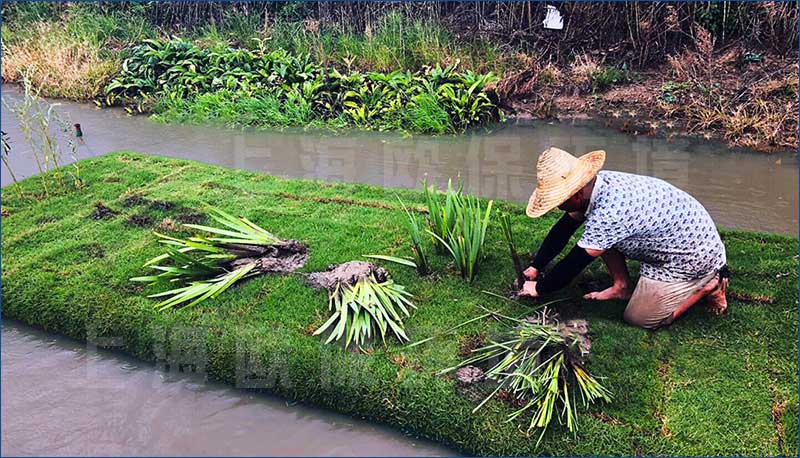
[313,274,415,348]
[499,212,526,290]
[364,195,429,275]
[423,178,463,254]
[430,192,493,283]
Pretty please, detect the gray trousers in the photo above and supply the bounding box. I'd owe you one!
[623,270,718,329]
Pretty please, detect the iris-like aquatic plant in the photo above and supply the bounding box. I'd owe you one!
[131,207,296,310]
[423,179,463,253]
[430,193,493,283]
[313,275,415,348]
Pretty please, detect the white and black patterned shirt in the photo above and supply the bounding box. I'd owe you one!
[578,171,727,282]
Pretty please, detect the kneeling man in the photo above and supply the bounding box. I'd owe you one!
[519,147,728,329]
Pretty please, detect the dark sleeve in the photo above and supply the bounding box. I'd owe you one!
[531,213,583,270]
[535,245,596,295]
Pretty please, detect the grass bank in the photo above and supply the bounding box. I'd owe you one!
[2,153,797,455]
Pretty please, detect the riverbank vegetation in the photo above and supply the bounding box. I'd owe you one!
[2,153,797,455]
[103,38,501,133]
[2,2,797,147]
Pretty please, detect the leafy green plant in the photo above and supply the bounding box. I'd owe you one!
[431,193,493,283]
[423,179,463,254]
[443,309,611,444]
[499,213,525,289]
[590,65,627,92]
[131,207,291,310]
[661,81,691,103]
[313,275,415,348]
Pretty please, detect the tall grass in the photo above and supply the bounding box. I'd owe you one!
[5,2,793,68]
[2,78,82,196]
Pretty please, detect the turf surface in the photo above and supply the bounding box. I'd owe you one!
[2,153,797,455]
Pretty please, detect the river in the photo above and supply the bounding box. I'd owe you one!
[1,84,797,456]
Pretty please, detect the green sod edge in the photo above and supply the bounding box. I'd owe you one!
[2,152,797,456]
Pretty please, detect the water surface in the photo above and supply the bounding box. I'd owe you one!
[1,321,454,457]
[1,85,796,234]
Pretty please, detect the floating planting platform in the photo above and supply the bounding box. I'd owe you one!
[2,153,797,456]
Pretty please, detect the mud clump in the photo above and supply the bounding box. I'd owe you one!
[306,261,389,290]
[524,312,592,357]
[157,218,180,232]
[456,366,485,385]
[89,202,118,220]
[126,213,154,228]
[228,239,309,273]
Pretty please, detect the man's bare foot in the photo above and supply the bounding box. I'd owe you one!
[704,277,728,315]
[583,284,633,301]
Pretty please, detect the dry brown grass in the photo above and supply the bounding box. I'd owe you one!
[570,53,600,93]
[1,22,118,99]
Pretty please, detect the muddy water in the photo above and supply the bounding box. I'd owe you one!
[2,85,797,235]
[0,321,454,456]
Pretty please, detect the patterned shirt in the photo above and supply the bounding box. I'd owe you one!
[578,171,726,282]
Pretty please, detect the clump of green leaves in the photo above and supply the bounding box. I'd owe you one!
[131,207,292,310]
[380,179,492,283]
[590,65,629,92]
[313,275,415,348]
[103,38,502,133]
[443,309,611,444]
[423,179,463,254]
[431,193,493,283]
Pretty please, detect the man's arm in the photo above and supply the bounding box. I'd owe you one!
[528,212,584,274]
[520,246,602,297]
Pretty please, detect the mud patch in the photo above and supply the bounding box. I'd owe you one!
[175,211,204,224]
[89,202,118,220]
[306,261,389,290]
[80,243,105,259]
[120,192,147,208]
[149,200,175,211]
[728,290,775,304]
[126,213,154,228]
[495,389,529,409]
[458,334,485,358]
[228,239,309,274]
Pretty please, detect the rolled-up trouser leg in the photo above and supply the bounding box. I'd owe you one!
[623,270,718,329]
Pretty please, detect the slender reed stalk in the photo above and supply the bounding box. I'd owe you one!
[499,212,525,289]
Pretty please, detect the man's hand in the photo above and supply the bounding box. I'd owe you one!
[518,281,539,298]
[523,266,538,280]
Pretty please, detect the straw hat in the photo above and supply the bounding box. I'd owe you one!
[526,147,606,218]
